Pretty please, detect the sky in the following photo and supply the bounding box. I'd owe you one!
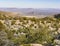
[0,0,60,8]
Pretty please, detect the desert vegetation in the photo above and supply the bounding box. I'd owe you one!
[0,12,60,46]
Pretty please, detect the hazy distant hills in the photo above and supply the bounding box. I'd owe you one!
[0,8,60,16]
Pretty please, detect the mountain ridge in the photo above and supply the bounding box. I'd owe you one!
[0,8,60,16]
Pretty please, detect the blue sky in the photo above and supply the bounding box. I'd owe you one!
[0,0,60,8]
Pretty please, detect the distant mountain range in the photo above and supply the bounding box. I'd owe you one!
[0,8,60,16]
